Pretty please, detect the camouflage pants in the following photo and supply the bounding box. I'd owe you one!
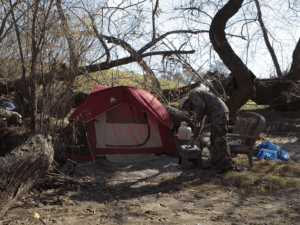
[209,122,233,170]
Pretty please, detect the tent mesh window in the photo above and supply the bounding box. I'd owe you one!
[106,103,148,124]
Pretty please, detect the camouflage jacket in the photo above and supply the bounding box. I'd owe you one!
[188,90,229,140]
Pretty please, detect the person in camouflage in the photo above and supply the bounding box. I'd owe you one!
[179,89,233,176]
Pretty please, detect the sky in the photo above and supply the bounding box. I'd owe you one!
[102,0,300,80]
[159,0,300,79]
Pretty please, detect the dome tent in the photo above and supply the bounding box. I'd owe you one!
[67,86,178,162]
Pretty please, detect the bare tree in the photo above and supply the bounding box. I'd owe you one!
[171,0,300,112]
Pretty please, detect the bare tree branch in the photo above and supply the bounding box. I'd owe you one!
[102,35,162,93]
[152,0,159,41]
[255,0,282,77]
[90,14,111,64]
[0,0,32,43]
[56,0,79,78]
[0,1,19,39]
[141,50,195,57]
[176,7,213,19]
[138,29,245,55]
[10,0,30,100]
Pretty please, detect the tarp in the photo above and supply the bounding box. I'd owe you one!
[253,141,290,161]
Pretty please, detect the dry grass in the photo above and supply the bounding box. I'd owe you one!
[234,155,300,178]
[74,69,183,93]
[214,171,298,194]
[241,100,266,110]
[168,102,180,108]
[144,155,300,196]
[214,155,300,194]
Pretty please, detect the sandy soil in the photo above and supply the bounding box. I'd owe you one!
[2,110,300,225]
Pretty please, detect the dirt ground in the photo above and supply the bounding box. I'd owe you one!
[3,110,300,225]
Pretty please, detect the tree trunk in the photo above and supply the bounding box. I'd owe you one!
[0,131,53,217]
[285,38,300,80]
[209,0,256,115]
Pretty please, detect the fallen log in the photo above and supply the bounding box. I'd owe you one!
[214,76,300,111]
[0,131,53,217]
[252,78,300,110]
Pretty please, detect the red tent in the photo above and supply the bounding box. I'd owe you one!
[67,86,178,161]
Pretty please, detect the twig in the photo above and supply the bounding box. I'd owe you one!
[47,170,92,188]
[39,218,47,225]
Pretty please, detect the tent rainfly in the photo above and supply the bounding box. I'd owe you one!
[67,86,179,161]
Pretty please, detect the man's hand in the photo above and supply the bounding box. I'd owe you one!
[187,139,196,148]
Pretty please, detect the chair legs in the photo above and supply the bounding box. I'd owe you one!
[248,152,253,167]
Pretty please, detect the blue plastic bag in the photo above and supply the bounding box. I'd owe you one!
[256,141,281,152]
[255,148,280,161]
[277,149,290,161]
[0,101,18,110]
[253,141,289,161]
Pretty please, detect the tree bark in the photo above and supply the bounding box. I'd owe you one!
[0,132,53,217]
[285,38,300,80]
[218,76,300,110]
[29,0,41,131]
[209,0,256,115]
[252,78,300,110]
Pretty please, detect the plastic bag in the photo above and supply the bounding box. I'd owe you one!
[0,101,18,110]
[228,139,242,145]
[277,149,290,161]
[253,141,289,161]
[256,148,279,160]
[255,141,281,152]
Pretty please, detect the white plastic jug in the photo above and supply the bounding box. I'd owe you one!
[178,121,192,141]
